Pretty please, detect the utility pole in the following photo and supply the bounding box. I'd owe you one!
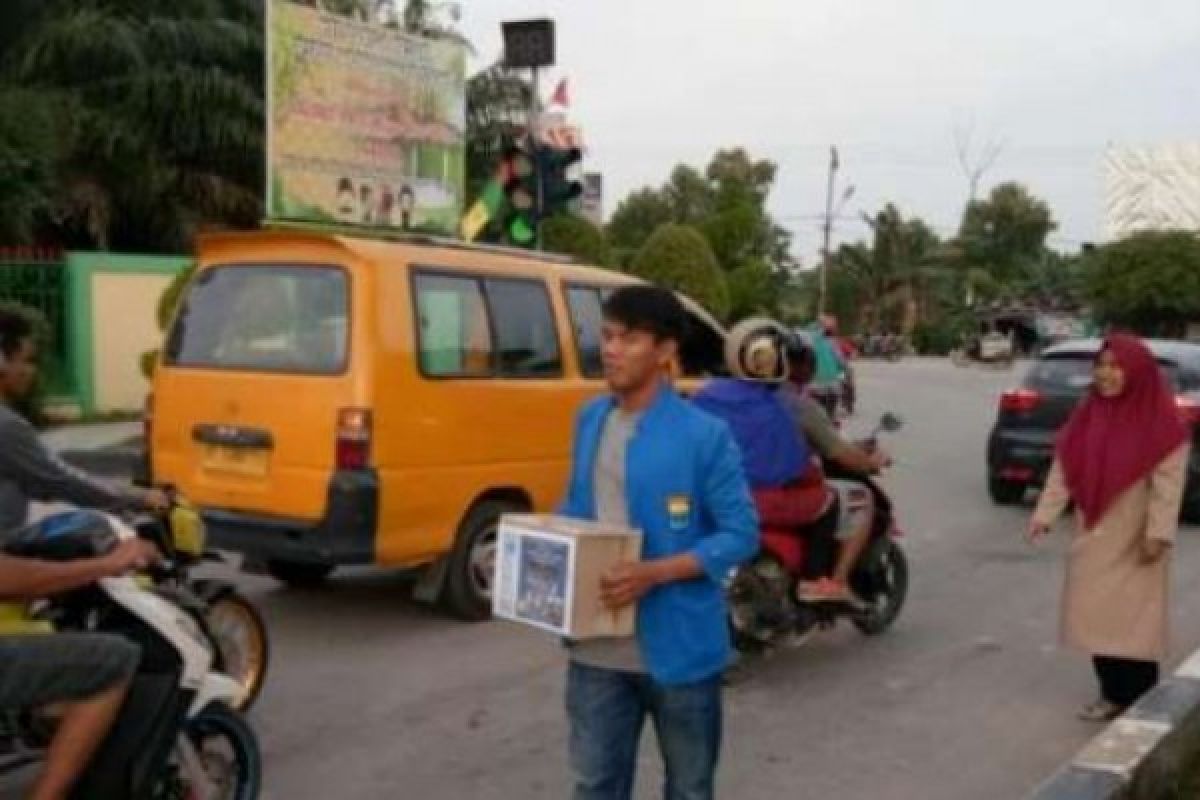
[819,146,839,317]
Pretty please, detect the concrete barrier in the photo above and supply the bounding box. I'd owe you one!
[1026,648,1200,799]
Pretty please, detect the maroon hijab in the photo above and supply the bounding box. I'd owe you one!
[1055,333,1189,529]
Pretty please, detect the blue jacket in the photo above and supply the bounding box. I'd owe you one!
[560,386,759,685]
[692,379,810,488]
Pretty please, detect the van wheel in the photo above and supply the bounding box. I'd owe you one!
[444,500,521,621]
[265,560,334,588]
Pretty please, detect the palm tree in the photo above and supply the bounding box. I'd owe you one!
[833,204,941,331]
[2,0,264,250]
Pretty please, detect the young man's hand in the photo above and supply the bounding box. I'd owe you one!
[600,561,661,610]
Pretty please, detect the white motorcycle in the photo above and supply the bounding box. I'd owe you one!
[0,511,261,800]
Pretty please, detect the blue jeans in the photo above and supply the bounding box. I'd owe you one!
[567,660,723,800]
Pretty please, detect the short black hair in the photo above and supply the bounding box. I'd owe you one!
[603,285,687,343]
[0,306,35,360]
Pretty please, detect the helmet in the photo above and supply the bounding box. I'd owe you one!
[725,318,790,383]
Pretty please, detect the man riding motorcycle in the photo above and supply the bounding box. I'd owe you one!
[779,330,889,603]
[0,307,162,800]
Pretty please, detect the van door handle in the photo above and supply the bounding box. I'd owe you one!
[192,424,273,449]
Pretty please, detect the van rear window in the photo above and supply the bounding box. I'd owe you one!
[165,265,348,374]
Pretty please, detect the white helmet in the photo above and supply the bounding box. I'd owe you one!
[724,318,790,383]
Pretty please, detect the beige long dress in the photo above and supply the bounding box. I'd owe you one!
[1032,443,1190,661]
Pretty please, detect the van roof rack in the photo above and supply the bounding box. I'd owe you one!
[261,218,581,266]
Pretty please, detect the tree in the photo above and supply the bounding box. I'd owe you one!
[726,259,776,322]
[1,0,265,250]
[1084,231,1200,336]
[606,188,675,266]
[630,224,730,320]
[541,214,612,266]
[958,182,1057,283]
[605,148,795,274]
[833,204,941,331]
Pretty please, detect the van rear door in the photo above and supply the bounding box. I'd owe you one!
[152,263,354,520]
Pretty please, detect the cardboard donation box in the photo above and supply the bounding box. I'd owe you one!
[493,514,643,638]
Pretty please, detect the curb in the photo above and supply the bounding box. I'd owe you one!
[1026,649,1200,799]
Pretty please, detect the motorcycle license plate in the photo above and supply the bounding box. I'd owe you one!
[202,445,269,477]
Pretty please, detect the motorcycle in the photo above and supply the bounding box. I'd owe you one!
[727,413,910,652]
[135,496,270,712]
[0,512,262,799]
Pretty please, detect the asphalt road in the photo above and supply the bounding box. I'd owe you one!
[10,358,1200,799]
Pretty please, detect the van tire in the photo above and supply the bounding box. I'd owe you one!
[444,500,521,621]
[265,560,335,588]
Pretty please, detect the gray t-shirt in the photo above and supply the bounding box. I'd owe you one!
[0,404,134,538]
[569,408,646,673]
[778,382,842,458]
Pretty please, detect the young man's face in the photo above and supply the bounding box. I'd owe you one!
[601,319,675,394]
[0,338,38,400]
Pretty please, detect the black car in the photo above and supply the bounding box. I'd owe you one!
[986,338,1200,517]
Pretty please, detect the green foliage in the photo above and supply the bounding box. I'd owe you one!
[1084,230,1200,335]
[606,149,794,274]
[911,314,971,356]
[541,214,612,266]
[630,224,730,320]
[832,204,942,331]
[958,182,1057,282]
[727,259,776,322]
[606,188,675,266]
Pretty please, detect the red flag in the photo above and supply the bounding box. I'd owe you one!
[549,78,569,108]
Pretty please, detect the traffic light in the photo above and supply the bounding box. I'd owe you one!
[538,144,583,218]
[501,140,539,247]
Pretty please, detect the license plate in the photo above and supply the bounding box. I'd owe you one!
[202,445,269,477]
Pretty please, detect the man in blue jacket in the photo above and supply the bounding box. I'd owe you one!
[560,285,759,800]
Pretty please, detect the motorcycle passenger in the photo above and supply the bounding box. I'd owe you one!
[692,319,840,586]
[0,307,162,800]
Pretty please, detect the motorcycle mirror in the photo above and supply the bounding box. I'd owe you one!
[880,412,904,432]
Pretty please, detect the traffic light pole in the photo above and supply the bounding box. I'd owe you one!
[529,65,543,250]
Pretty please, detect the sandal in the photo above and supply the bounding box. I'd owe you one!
[1077,699,1123,722]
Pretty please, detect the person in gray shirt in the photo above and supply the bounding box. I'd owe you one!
[0,306,164,800]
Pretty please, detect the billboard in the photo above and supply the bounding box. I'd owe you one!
[266,1,466,235]
[1103,142,1200,240]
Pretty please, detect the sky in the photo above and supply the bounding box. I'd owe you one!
[455,0,1200,264]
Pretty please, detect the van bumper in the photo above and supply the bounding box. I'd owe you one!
[201,470,377,566]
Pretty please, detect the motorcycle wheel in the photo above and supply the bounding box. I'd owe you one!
[727,555,805,652]
[167,703,261,800]
[205,593,270,712]
[851,539,909,636]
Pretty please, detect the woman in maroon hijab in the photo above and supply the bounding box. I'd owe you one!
[1029,333,1191,721]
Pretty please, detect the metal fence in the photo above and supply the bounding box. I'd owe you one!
[0,247,71,396]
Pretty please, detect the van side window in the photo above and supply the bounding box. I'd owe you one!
[485,278,563,378]
[415,274,493,376]
[565,286,605,379]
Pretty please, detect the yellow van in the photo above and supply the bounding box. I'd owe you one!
[150,230,728,618]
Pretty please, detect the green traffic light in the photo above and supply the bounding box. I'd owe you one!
[508,215,536,245]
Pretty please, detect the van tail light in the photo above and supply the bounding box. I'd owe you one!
[336,408,372,470]
[1176,395,1200,426]
[1000,388,1042,413]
